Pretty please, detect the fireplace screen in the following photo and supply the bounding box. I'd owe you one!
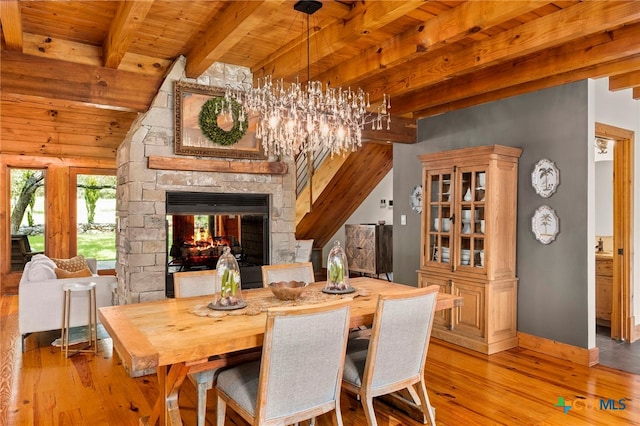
[166,192,270,296]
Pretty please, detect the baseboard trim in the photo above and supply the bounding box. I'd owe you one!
[518,332,599,367]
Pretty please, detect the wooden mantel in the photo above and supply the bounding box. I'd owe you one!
[147,156,288,175]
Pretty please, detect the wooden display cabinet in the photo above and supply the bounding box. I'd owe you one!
[418,145,521,354]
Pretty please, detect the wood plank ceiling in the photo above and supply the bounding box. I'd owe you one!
[1,0,639,160]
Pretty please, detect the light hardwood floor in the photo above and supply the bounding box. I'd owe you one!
[2,294,639,426]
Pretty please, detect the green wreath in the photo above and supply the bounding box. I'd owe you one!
[198,97,248,146]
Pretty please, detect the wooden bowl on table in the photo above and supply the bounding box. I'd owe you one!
[268,281,308,301]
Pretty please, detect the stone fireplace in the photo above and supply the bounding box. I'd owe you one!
[114,57,296,304]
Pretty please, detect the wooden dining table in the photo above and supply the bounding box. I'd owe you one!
[98,277,463,426]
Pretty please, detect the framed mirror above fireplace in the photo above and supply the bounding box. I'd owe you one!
[165,191,270,297]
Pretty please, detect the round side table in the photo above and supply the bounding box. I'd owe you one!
[61,282,98,357]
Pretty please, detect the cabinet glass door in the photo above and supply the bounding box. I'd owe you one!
[426,170,453,267]
[457,169,486,270]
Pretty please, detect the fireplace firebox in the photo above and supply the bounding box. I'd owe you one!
[165,192,270,297]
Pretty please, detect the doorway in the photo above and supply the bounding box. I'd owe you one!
[595,122,635,343]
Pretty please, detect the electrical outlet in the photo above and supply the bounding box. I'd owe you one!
[401,214,407,225]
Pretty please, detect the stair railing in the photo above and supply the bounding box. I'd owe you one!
[296,146,330,198]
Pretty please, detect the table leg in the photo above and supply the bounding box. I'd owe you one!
[141,363,189,426]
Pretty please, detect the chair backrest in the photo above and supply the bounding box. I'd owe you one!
[294,239,314,262]
[173,269,219,298]
[363,285,439,395]
[16,235,31,253]
[12,234,39,257]
[261,262,315,288]
[256,298,352,423]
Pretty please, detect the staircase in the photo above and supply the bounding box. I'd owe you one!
[295,143,393,248]
[295,115,416,248]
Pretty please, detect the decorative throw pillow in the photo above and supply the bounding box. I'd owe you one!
[27,262,57,282]
[30,254,57,270]
[54,267,92,279]
[51,255,89,273]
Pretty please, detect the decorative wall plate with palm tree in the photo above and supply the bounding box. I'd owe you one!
[532,205,559,244]
[410,184,423,213]
[531,158,559,198]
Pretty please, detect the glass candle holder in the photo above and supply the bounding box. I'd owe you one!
[215,246,244,307]
[324,241,353,293]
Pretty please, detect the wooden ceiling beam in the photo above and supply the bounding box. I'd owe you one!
[22,33,171,77]
[185,1,283,78]
[1,94,139,121]
[361,116,416,144]
[103,0,154,69]
[23,32,103,66]
[390,17,640,115]
[404,27,640,118]
[314,1,548,88]
[1,94,136,150]
[376,0,640,102]
[634,87,640,100]
[0,139,118,159]
[609,70,640,91]
[0,0,22,51]
[1,117,132,140]
[1,50,159,112]
[249,1,352,80]
[0,153,116,169]
[413,55,640,118]
[254,0,425,81]
[1,112,133,137]
[1,125,125,149]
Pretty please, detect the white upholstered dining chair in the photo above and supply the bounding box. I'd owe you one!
[261,262,315,288]
[173,269,218,298]
[174,269,260,425]
[172,270,218,426]
[341,285,440,426]
[215,298,353,426]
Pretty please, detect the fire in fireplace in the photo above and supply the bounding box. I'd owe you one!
[165,191,270,296]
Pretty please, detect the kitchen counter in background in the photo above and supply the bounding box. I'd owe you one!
[596,252,613,327]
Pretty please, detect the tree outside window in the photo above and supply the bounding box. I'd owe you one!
[10,168,45,252]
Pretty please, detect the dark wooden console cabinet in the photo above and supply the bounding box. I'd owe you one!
[345,224,392,277]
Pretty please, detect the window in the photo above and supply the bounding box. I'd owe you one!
[9,168,45,270]
[74,171,117,270]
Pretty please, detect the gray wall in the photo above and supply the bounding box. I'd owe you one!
[393,81,590,347]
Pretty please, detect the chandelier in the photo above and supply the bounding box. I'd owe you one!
[224,0,391,158]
